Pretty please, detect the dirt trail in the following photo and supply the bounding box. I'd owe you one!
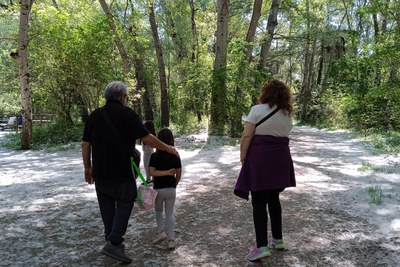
[0,126,399,266]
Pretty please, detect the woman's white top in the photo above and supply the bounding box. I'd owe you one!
[245,104,293,137]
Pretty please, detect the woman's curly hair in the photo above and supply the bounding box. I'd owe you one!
[258,80,294,115]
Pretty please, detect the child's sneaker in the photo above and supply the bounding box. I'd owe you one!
[271,239,285,250]
[152,232,167,245]
[167,240,176,249]
[246,246,271,261]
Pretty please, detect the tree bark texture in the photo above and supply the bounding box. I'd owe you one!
[189,0,198,63]
[245,0,263,62]
[98,0,131,75]
[18,0,34,150]
[259,0,281,69]
[128,19,153,119]
[210,0,229,135]
[149,2,169,127]
[298,0,316,122]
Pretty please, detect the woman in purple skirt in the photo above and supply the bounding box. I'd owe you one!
[234,80,296,262]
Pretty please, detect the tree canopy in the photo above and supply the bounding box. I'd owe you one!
[0,0,399,147]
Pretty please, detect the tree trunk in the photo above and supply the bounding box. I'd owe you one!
[100,0,152,116]
[149,2,169,127]
[127,17,153,120]
[210,0,229,135]
[98,0,131,75]
[161,0,186,61]
[258,0,281,69]
[245,0,263,62]
[18,0,34,150]
[230,0,263,137]
[189,0,198,63]
[298,0,314,122]
[372,12,381,86]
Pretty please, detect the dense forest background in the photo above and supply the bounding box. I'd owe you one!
[0,0,399,149]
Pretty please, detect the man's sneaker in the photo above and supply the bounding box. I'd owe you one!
[168,240,176,249]
[246,246,271,261]
[152,232,167,245]
[101,241,133,263]
[271,239,285,250]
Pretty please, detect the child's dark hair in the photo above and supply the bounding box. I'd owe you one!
[154,128,175,161]
[157,128,174,146]
[144,120,156,136]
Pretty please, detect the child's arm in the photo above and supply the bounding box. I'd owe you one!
[149,167,176,177]
[175,168,182,186]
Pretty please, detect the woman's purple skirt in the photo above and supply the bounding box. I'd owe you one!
[234,135,296,200]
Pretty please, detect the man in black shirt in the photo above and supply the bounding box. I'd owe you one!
[82,81,178,263]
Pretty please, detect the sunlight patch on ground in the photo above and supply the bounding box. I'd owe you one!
[336,230,371,241]
[309,181,348,192]
[375,208,393,216]
[296,170,331,182]
[375,172,400,184]
[283,255,313,267]
[178,149,201,159]
[294,156,321,164]
[215,226,234,236]
[182,162,216,173]
[391,218,400,231]
[174,245,211,263]
[338,168,362,177]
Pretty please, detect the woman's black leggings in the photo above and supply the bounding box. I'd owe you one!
[251,189,283,248]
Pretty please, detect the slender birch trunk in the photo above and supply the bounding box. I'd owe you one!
[18,0,34,149]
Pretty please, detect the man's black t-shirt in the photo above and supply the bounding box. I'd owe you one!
[82,100,149,184]
[149,152,182,189]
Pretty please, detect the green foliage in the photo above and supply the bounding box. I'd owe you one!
[0,132,21,150]
[169,115,208,136]
[356,130,400,156]
[366,185,383,205]
[0,122,83,150]
[169,61,212,128]
[30,122,83,150]
[358,161,374,173]
[323,47,400,131]
[0,5,20,116]
[225,39,257,137]
[1,0,399,148]
[30,2,120,117]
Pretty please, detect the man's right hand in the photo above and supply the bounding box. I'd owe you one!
[84,167,94,184]
[168,145,180,157]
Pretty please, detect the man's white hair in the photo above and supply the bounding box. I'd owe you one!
[104,81,128,101]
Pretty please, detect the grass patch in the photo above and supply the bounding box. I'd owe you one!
[0,122,83,150]
[357,130,400,156]
[358,161,374,173]
[367,185,383,205]
[0,132,22,149]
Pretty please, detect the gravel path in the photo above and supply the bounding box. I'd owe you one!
[0,126,399,266]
